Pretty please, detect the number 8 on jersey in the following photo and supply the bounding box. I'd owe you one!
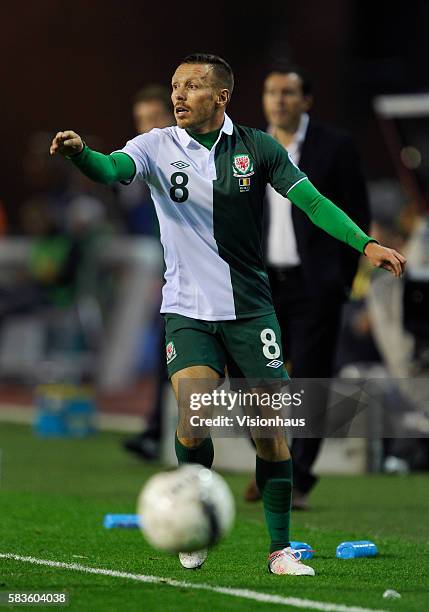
[170,172,189,203]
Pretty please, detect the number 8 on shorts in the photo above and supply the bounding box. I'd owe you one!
[260,328,281,359]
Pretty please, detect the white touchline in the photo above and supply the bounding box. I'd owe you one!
[0,553,386,612]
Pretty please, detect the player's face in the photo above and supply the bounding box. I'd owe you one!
[133,100,173,135]
[171,63,223,132]
[263,72,312,131]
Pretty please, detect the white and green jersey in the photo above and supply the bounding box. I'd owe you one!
[119,114,307,321]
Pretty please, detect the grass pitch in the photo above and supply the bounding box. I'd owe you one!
[0,423,428,611]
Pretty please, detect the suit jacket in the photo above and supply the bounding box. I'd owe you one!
[265,120,371,302]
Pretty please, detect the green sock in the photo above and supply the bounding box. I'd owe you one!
[256,455,293,554]
[175,432,214,468]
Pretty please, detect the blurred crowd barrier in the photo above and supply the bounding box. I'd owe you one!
[0,236,162,389]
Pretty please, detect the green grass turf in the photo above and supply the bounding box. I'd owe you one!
[0,423,428,611]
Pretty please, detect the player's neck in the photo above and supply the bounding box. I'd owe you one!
[188,112,225,134]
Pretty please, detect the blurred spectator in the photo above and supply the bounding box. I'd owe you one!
[22,131,118,235]
[20,133,113,305]
[0,132,114,383]
[0,197,82,315]
[367,210,429,471]
[122,85,174,461]
[334,255,381,373]
[243,63,370,508]
[117,85,174,235]
[335,181,412,373]
[133,85,173,135]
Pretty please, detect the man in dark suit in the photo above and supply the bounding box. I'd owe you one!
[245,64,370,508]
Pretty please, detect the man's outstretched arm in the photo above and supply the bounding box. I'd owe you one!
[288,178,406,278]
[49,130,135,184]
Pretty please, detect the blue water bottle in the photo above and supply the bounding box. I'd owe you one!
[103,514,141,528]
[336,540,378,559]
[290,541,315,560]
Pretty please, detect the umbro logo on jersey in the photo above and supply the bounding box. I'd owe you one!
[166,341,177,364]
[266,359,283,369]
[171,161,190,169]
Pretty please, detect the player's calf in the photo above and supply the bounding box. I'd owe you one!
[174,432,214,468]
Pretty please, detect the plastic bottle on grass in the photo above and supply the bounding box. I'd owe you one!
[290,541,314,559]
[103,514,141,528]
[336,540,378,559]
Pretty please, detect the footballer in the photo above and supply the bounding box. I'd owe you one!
[50,53,406,576]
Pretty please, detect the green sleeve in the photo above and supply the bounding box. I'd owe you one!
[68,145,136,184]
[288,178,376,254]
[258,131,307,195]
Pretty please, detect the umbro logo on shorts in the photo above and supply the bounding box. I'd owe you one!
[266,359,283,368]
[171,161,190,169]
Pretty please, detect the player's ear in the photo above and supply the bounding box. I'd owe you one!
[217,89,230,108]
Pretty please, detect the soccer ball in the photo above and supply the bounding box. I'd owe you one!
[137,464,235,553]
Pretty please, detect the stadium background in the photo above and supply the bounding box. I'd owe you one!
[2,0,429,215]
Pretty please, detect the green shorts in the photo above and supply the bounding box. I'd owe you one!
[164,312,288,380]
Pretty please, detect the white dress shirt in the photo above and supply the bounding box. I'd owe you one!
[266,113,310,267]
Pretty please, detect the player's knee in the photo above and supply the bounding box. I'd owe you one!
[253,436,290,461]
[177,435,204,449]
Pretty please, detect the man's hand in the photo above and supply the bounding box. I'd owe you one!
[49,130,83,157]
[364,241,406,278]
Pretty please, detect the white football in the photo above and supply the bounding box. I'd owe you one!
[137,464,235,553]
